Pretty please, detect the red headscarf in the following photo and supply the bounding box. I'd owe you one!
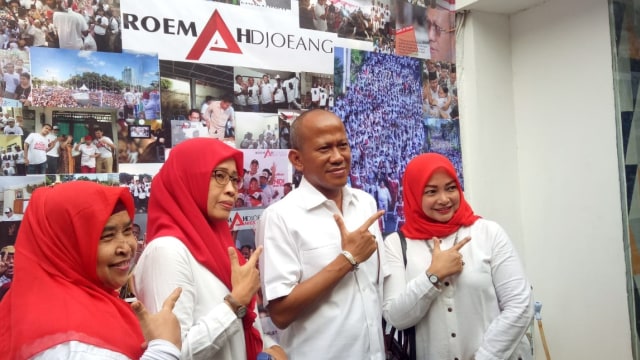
[0,181,143,360]
[146,138,263,359]
[401,153,480,239]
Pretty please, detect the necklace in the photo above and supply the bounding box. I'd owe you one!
[424,229,459,254]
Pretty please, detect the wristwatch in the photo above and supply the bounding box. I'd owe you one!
[426,272,440,286]
[224,294,247,318]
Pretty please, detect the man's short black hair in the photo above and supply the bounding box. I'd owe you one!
[220,93,234,103]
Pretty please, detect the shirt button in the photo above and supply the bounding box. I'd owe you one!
[448,307,453,312]
[444,281,450,286]
[451,333,456,338]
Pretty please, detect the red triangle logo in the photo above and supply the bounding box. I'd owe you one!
[229,212,245,229]
[186,10,242,60]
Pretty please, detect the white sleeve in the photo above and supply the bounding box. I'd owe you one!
[256,207,299,305]
[134,240,242,359]
[33,342,124,359]
[33,340,179,360]
[141,339,181,360]
[475,224,534,360]
[382,232,440,330]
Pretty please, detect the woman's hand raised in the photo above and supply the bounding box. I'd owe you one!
[229,246,263,306]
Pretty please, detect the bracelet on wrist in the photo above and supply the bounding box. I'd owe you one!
[341,250,358,271]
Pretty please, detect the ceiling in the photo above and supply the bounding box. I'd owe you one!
[456,0,547,15]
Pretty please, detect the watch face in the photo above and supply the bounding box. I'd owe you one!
[429,274,439,284]
[237,306,248,318]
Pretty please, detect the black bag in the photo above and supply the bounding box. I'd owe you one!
[384,230,417,360]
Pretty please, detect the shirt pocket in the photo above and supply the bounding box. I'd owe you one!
[300,243,340,280]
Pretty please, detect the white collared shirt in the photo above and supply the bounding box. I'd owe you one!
[258,177,386,360]
[382,219,534,360]
[135,236,276,360]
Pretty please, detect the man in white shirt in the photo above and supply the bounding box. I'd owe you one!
[376,180,392,216]
[27,19,47,47]
[233,75,248,112]
[258,169,279,206]
[3,63,20,98]
[200,95,213,115]
[313,0,328,31]
[259,74,274,113]
[123,88,136,120]
[24,123,55,174]
[257,109,386,359]
[2,208,22,221]
[246,77,260,112]
[46,125,61,174]
[202,94,234,139]
[92,7,108,51]
[13,144,25,175]
[74,135,99,173]
[2,162,15,176]
[3,118,23,135]
[273,75,286,111]
[93,127,115,173]
[283,76,301,110]
[51,0,88,50]
[106,10,120,52]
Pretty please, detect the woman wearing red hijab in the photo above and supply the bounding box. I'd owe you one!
[0,181,182,359]
[134,138,285,360]
[382,153,533,360]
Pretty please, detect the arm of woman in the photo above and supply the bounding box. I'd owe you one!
[474,223,534,360]
[382,232,440,330]
[134,239,243,360]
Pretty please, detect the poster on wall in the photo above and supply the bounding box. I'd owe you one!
[394,0,455,60]
[0,49,31,108]
[121,0,337,73]
[333,46,424,233]
[30,47,159,111]
[0,0,462,308]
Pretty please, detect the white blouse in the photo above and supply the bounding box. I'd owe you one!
[383,219,534,360]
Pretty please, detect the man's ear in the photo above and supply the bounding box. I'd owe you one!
[288,149,303,172]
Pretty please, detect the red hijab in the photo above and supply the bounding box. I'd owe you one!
[146,138,263,360]
[0,181,143,360]
[401,153,480,239]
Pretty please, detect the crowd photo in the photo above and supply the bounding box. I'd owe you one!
[0,0,122,53]
[333,47,424,234]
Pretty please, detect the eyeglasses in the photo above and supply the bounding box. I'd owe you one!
[426,18,454,38]
[212,169,241,188]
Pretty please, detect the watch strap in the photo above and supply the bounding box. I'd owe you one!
[224,294,247,318]
[341,250,358,270]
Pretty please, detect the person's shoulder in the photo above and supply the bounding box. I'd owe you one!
[467,218,509,239]
[471,218,500,229]
[147,236,188,249]
[142,236,193,260]
[349,186,376,203]
[264,189,300,212]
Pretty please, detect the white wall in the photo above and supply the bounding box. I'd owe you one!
[459,0,633,358]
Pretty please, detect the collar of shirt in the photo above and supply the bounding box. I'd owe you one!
[297,176,356,211]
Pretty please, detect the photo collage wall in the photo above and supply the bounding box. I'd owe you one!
[0,0,459,270]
